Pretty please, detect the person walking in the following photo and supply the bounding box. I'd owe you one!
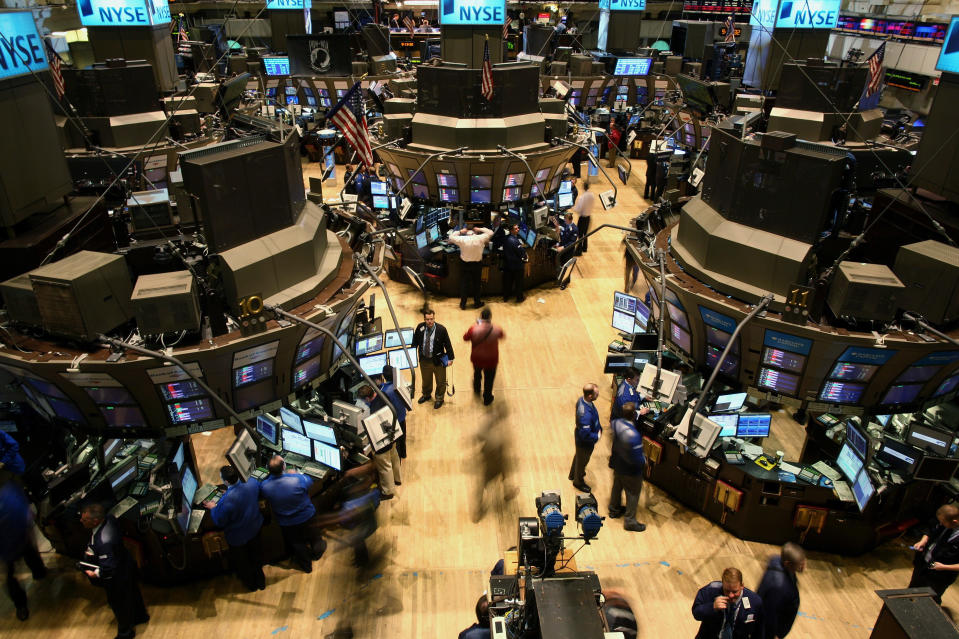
[570,180,596,255]
[757,543,806,639]
[463,307,505,406]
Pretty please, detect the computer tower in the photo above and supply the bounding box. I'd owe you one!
[131,271,201,335]
[28,250,134,341]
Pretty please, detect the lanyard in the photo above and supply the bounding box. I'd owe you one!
[719,598,742,638]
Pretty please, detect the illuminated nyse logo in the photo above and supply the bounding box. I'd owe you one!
[441,0,505,25]
[266,0,312,10]
[78,0,172,26]
[0,12,49,82]
[610,0,647,10]
[774,0,838,29]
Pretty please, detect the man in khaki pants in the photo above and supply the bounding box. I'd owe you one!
[411,309,454,409]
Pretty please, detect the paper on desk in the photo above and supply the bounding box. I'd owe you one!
[649,501,677,518]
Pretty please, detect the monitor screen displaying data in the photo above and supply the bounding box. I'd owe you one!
[282,430,312,457]
[304,420,337,445]
[313,440,342,470]
[836,442,864,483]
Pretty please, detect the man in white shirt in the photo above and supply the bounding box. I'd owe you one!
[570,180,597,255]
[448,224,494,310]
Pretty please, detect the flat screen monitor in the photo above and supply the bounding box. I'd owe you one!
[710,413,739,438]
[358,352,388,376]
[934,375,959,397]
[836,442,864,483]
[614,291,638,314]
[437,173,457,187]
[666,302,689,329]
[604,354,631,374]
[557,192,573,208]
[159,380,205,401]
[389,348,418,370]
[935,17,959,74]
[85,386,135,404]
[819,382,866,405]
[617,164,630,185]
[384,328,414,349]
[295,334,325,363]
[313,440,342,471]
[100,405,146,427]
[852,470,875,512]
[103,438,121,466]
[263,57,290,76]
[669,324,691,354]
[504,173,525,186]
[282,429,313,458]
[412,184,429,199]
[355,333,384,356]
[256,415,279,445]
[706,345,739,376]
[234,360,274,387]
[914,455,959,482]
[712,392,747,413]
[906,423,952,456]
[370,181,387,195]
[284,86,297,96]
[612,309,636,334]
[762,348,806,373]
[828,362,879,382]
[415,232,428,250]
[166,398,214,424]
[524,229,536,247]
[439,187,458,202]
[280,406,304,435]
[470,175,492,189]
[758,367,800,395]
[109,456,138,492]
[881,383,923,406]
[845,421,869,460]
[736,414,771,438]
[172,441,185,472]
[293,355,321,388]
[615,56,653,76]
[373,195,390,209]
[427,225,440,244]
[634,301,651,332]
[503,186,522,201]
[875,437,920,474]
[470,189,491,204]
[898,365,940,383]
[304,420,337,445]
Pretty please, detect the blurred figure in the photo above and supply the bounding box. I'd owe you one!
[909,503,959,604]
[603,589,638,639]
[473,403,515,522]
[314,463,380,567]
[458,595,491,639]
[202,465,265,591]
[463,307,505,406]
[260,455,327,573]
[570,180,596,255]
[757,543,806,639]
[1,476,46,621]
[0,431,25,476]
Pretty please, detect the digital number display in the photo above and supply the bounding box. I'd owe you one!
[166,398,214,424]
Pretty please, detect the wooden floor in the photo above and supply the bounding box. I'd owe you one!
[3,158,946,638]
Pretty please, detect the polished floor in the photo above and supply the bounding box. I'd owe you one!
[2,157,945,638]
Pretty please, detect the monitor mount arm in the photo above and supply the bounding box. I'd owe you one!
[653,249,667,396]
[902,312,959,348]
[551,137,617,207]
[98,334,254,434]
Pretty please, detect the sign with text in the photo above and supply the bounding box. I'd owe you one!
[610,0,647,10]
[266,0,312,10]
[440,0,505,26]
[77,0,172,27]
[773,0,839,29]
[748,0,777,29]
[0,12,49,81]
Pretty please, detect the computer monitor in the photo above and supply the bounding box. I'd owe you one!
[370,181,387,195]
[673,409,722,458]
[670,324,691,354]
[612,309,636,334]
[906,423,952,457]
[102,438,121,466]
[852,470,875,512]
[166,398,214,424]
[557,192,573,208]
[736,414,771,438]
[357,352,388,376]
[384,328,414,349]
[934,375,959,397]
[373,195,390,209]
[226,429,257,481]
[828,362,879,382]
[280,406,304,435]
[355,333,384,356]
[845,421,869,460]
[914,455,959,482]
[109,456,138,494]
[180,465,198,506]
[159,379,205,401]
[313,440,342,471]
[172,441,185,472]
[282,429,312,458]
[304,420,337,445]
[819,381,866,405]
[263,56,290,76]
[604,354,631,374]
[638,365,681,403]
[881,383,923,406]
[415,232,428,250]
[614,291,638,314]
[836,442,864,483]
[362,406,403,453]
[427,225,440,244]
[712,392,747,413]
[614,57,653,76]
[634,301,651,332]
[875,437,921,474]
[524,229,537,247]
[709,413,739,438]
[470,189,492,204]
[389,348,418,370]
[256,415,279,445]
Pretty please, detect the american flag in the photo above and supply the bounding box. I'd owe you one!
[503,15,512,40]
[865,41,886,97]
[724,15,736,43]
[178,14,189,42]
[481,38,494,102]
[326,81,374,168]
[403,15,416,35]
[45,38,65,100]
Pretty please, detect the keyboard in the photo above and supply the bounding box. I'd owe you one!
[812,460,841,481]
[297,463,327,479]
[110,496,139,518]
[779,462,803,476]
[832,479,854,502]
[130,482,148,497]
[250,467,268,480]
[194,483,221,505]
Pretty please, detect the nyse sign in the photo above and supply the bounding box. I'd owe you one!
[774,0,839,29]
[0,12,49,82]
[610,0,647,10]
[266,0,313,10]
[78,0,172,26]
[440,0,506,26]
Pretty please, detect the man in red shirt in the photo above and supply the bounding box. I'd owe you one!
[463,307,505,405]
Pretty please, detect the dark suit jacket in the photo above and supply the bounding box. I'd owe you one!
[501,235,526,271]
[87,516,135,584]
[913,522,959,590]
[757,556,799,639]
[692,583,764,639]
[411,322,454,366]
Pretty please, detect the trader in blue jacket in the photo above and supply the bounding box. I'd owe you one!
[1,477,46,621]
[0,431,25,476]
[612,367,643,421]
[692,567,764,639]
[609,402,647,532]
[260,455,326,573]
[757,543,805,639]
[204,465,265,591]
[568,383,601,493]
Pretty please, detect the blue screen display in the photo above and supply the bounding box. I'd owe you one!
[936,16,959,73]
[613,57,652,75]
[439,0,505,26]
[77,0,171,27]
[263,57,290,76]
[609,0,646,10]
[266,0,311,9]
[736,414,771,438]
[836,442,863,483]
[774,0,839,29]
[0,13,49,80]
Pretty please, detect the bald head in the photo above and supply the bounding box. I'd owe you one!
[268,455,286,476]
[583,383,599,401]
[938,504,959,528]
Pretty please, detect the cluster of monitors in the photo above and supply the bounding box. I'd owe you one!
[369,181,401,211]
[355,328,419,375]
[835,15,950,42]
[611,291,652,335]
[708,413,772,439]
[554,180,574,209]
[254,406,342,471]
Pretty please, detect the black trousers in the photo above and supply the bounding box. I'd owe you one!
[281,517,326,572]
[576,216,591,254]
[473,365,497,402]
[644,175,656,199]
[104,572,147,638]
[909,563,955,604]
[5,538,45,610]
[230,534,266,591]
[568,443,594,485]
[460,261,483,306]
[395,425,407,459]
[502,267,524,301]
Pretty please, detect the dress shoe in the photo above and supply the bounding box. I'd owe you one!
[114,631,135,639]
[394,480,402,486]
[433,400,444,409]
[624,522,647,533]
[311,538,328,560]
[483,396,494,405]
[380,493,394,500]
[459,300,467,310]
[16,606,29,621]
[417,396,431,404]
[608,508,625,519]
[572,482,591,493]
[134,614,150,625]
[473,385,481,396]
